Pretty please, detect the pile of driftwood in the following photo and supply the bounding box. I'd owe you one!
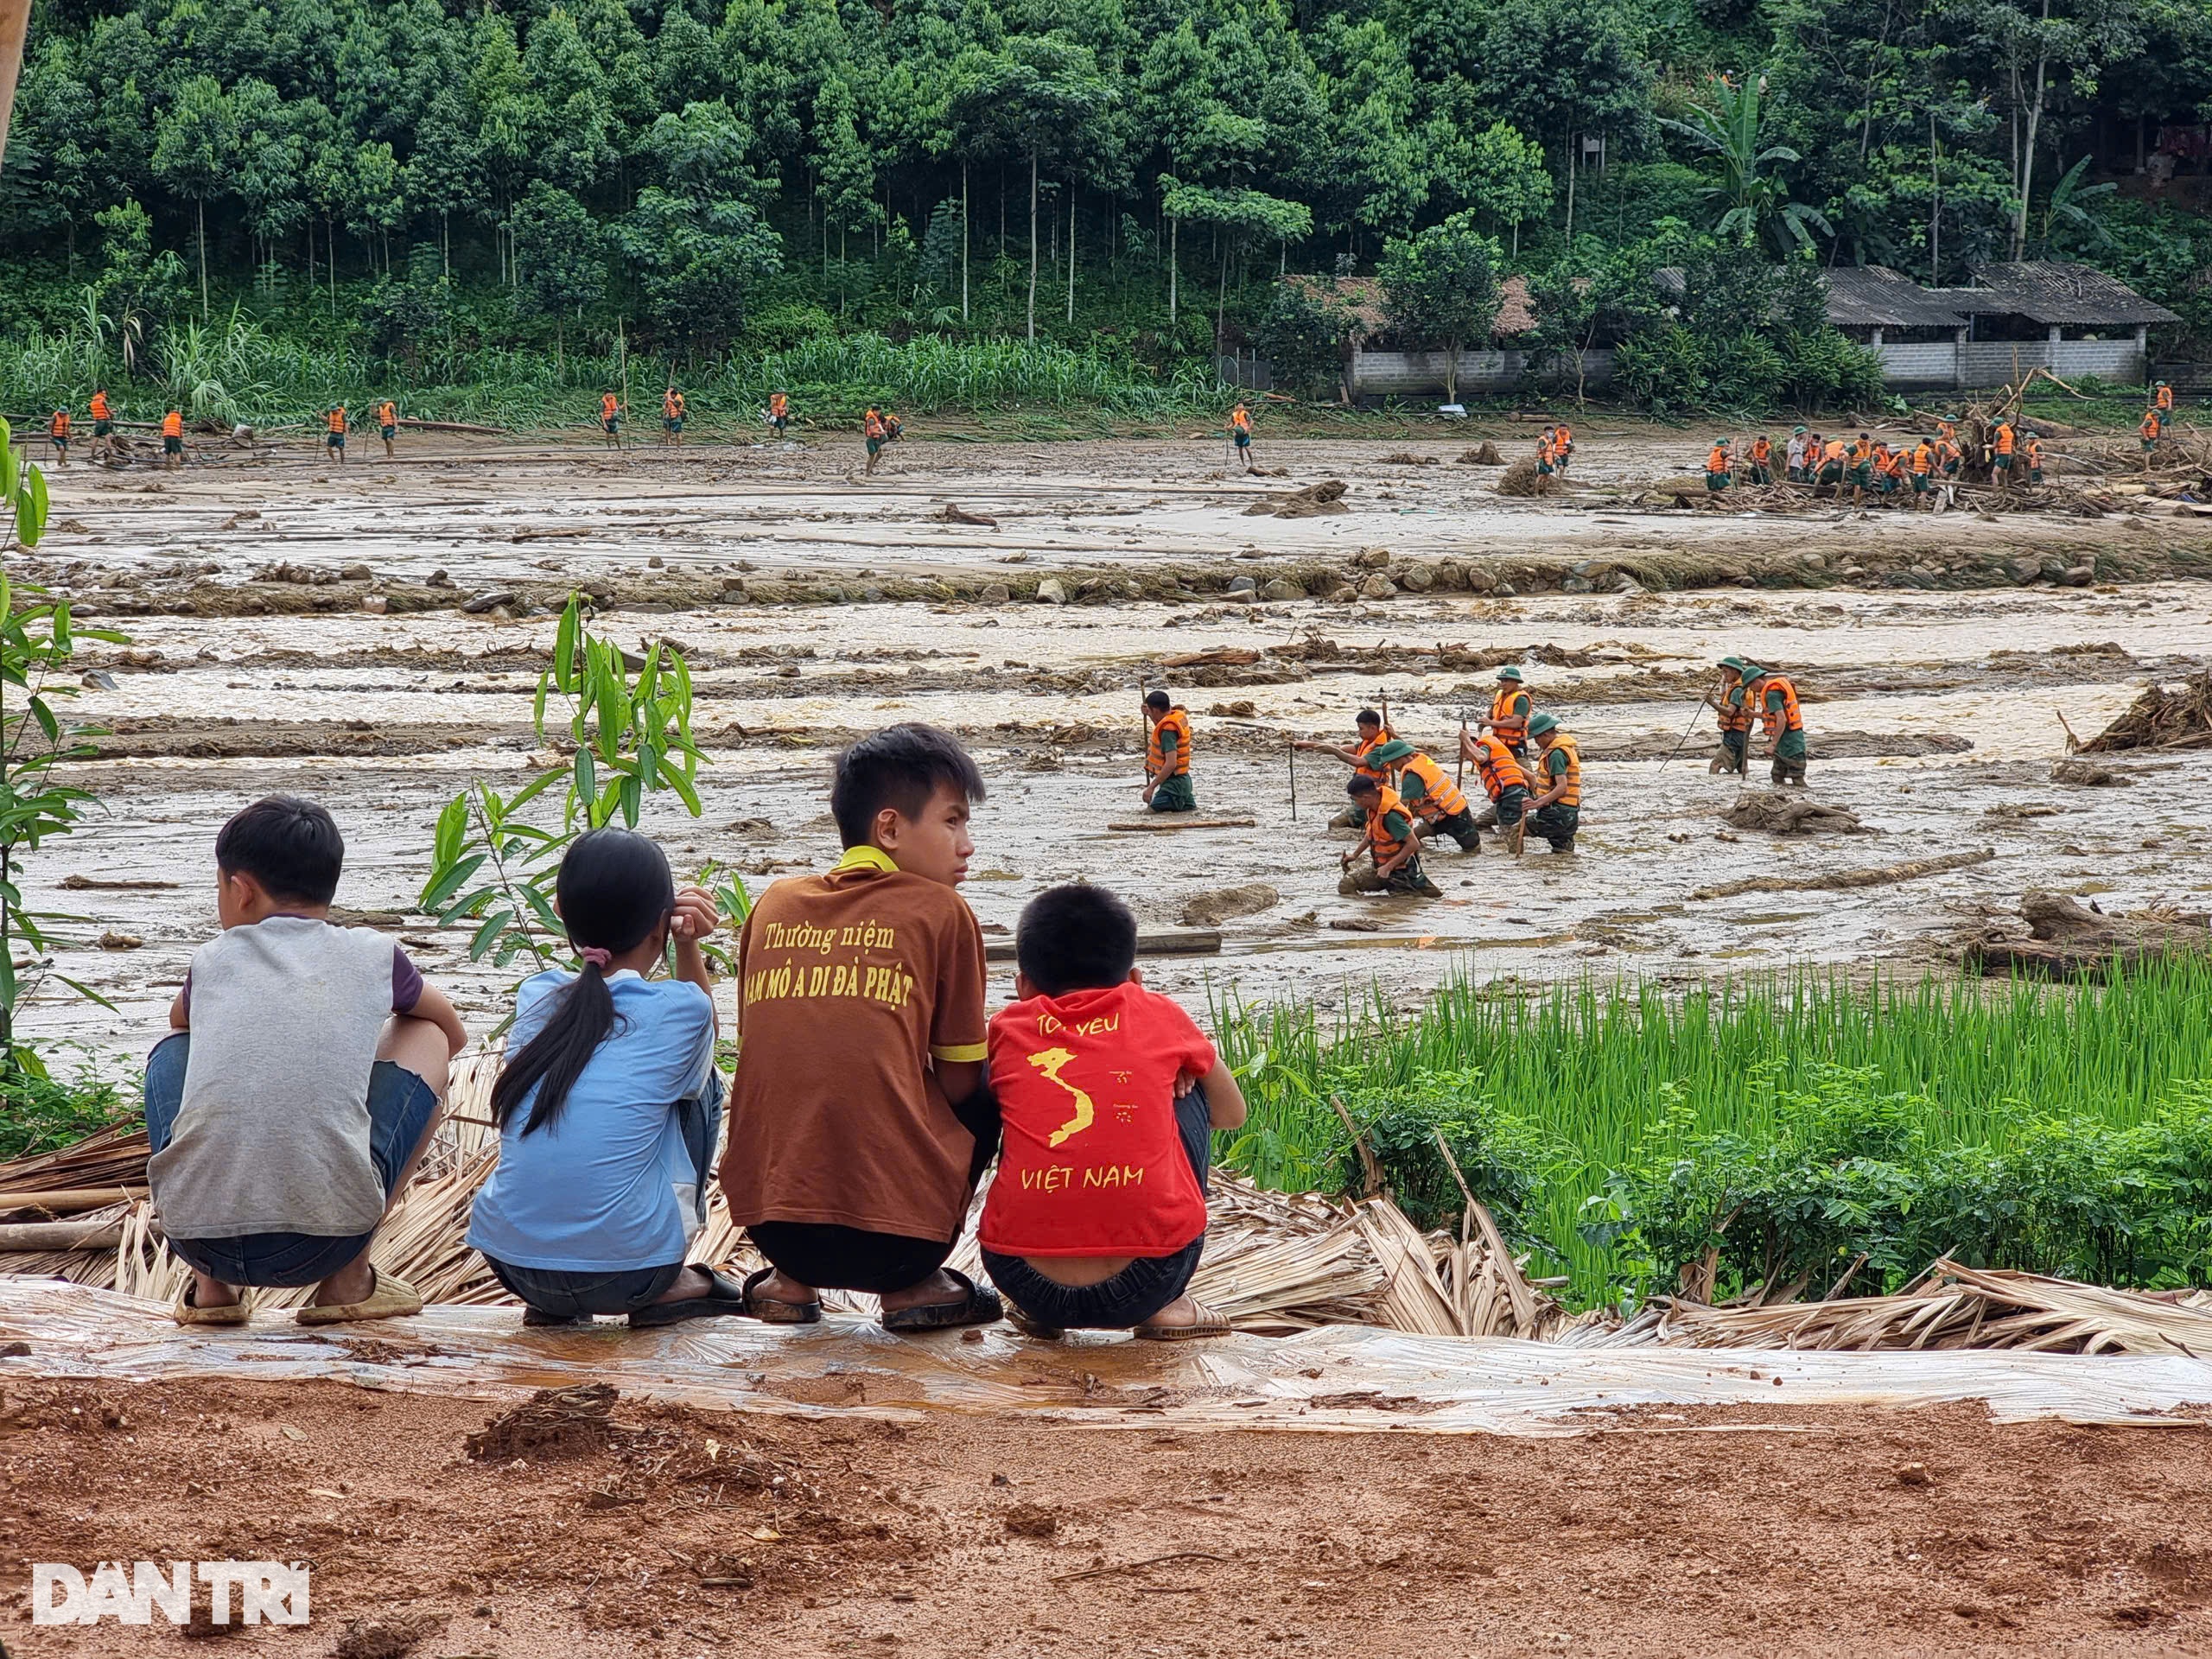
[1496,456,1564,497]
[2069,671,2212,753]
[1962,889,2211,977]
[1563,1260,2212,1357]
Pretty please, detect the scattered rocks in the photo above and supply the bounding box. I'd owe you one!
[2058,564,2096,588]
[360,594,389,614]
[1179,883,1280,927]
[340,563,372,581]
[1358,575,1397,600]
[1352,546,1392,569]
[461,590,518,614]
[1561,574,1594,594]
[1243,480,1349,518]
[1260,577,1305,601]
[1228,575,1258,595]
[1329,585,1359,604]
[1034,577,1069,606]
[1401,565,1435,593]
[1897,1462,1932,1487]
[978,582,1011,605]
[1206,700,1257,718]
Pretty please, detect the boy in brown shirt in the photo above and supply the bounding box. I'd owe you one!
[719,724,1003,1330]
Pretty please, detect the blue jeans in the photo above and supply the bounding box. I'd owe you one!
[482,1077,724,1318]
[981,1087,1211,1329]
[144,1032,438,1287]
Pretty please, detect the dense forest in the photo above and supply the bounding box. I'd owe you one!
[3,0,2212,416]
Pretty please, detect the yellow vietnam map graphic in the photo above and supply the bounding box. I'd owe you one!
[1028,1047,1095,1147]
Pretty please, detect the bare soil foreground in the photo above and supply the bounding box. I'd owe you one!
[18,428,2212,1052]
[6,1373,2212,1658]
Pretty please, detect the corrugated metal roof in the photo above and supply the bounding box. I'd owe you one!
[1821,265,1967,328]
[1956,262,2181,327]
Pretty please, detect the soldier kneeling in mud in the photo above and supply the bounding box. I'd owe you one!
[1338,773,1442,898]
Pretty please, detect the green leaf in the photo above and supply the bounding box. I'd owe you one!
[431,793,467,870]
[22,467,48,548]
[419,852,487,912]
[521,882,563,934]
[507,766,563,813]
[553,598,580,696]
[533,670,550,735]
[620,772,642,827]
[573,746,596,810]
[28,697,57,744]
[470,910,514,959]
[662,765,702,816]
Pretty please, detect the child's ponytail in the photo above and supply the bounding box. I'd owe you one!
[491,829,676,1135]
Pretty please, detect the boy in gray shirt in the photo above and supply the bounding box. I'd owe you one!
[147,797,467,1324]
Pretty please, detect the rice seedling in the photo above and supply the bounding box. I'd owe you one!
[1212,961,2212,1300]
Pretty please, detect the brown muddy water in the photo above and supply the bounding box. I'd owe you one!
[17,432,2212,1065]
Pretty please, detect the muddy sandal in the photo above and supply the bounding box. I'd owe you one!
[880,1268,1002,1332]
[1134,1299,1232,1342]
[740,1268,822,1325]
[630,1268,753,1328]
[296,1268,423,1326]
[1006,1305,1064,1341]
[522,1306,590,1328]
[172,1283,251,1326]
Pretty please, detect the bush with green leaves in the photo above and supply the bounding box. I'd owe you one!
[1326,1067,1560,1240]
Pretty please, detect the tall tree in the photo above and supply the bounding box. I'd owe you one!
[1376,210,1502,404]
[149,73,236,316]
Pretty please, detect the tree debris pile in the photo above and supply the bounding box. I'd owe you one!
[1563,1259,2212,1357]
[1459,442,1504,465]
[1962,889,2211,978]
[2073,672,2212,753]
[465,1383,626,1461]
[1496,457,1564,497]
[1242,479,1349,518]
[1720,792,1869,836]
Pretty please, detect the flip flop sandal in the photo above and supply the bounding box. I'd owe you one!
[880,1269,1003,1332]
[172,1283,251,1326]
[1006,1305,1064,1341]
[296,1268,424,1326]
[740,1267,822,1325]
[1134,1300,1233,1342]
[629,1268,753,1328]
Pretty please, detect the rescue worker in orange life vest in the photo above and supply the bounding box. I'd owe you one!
[1295,708,1393,828]
[1707,656,1752,776]
[1363,738,1482,853]
[1522,715,1582,853]
[1482,665,1533,758]
[1338,773,1442,898]
[1142,690,1197,813]
[1742,664,1808,787]
[1458,727,1534,838]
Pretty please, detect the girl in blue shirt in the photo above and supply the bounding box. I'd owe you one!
[467,829,747,1325]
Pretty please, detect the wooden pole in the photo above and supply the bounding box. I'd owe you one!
[0,0,31,176]
[1288,739,1298,821]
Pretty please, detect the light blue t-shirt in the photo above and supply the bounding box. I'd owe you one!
[467,969,717,1273]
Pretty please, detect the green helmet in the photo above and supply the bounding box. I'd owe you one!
[1738,662,1766,681]
[1497,665,1526,683]
[1719,654,1747,672]
[1528,713,1560,738]
[1367,738,1418,766]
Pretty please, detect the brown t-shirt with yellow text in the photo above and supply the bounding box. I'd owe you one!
[719,846,989,1243]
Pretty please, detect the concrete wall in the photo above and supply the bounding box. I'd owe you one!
[1875,341,1960,388]
[1347,347,1616,397]
[1959,340,2145,386]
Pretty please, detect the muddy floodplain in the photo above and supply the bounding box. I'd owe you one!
[16,429,2212,1059]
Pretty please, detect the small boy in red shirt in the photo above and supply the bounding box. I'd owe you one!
[980,885,1247,1339]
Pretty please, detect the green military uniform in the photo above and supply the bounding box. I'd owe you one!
[1338,787,1441,897]
[1369,739,1482,853]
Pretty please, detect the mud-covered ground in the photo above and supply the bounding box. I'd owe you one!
[16,430,2212,1059]
[5,1376,2211,1656]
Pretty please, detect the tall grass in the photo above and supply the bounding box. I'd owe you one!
[0,318,1215,427]
[1212,963,2212,1297]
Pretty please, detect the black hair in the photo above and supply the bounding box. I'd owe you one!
[1346,774,1378,797]
[1016,884,1137,996]
[215,796,345,906]
[491,828,675,1137]
[830,722,986,849]
[1144,690,1171,711]
[1356,709,1382,728]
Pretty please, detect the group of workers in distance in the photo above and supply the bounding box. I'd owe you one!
[1704,658,1807,785]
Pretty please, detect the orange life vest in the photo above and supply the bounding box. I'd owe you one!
[1751,437,1770,464]
[1910,442,1933,475]
[1717,682,1752,734]
[1490,686,1530,742]
[1554,423,1573,448]
[1994,423,2015,455]
[1706,445,1729,474]
[1396,751,1471,822]
[90,392,111,420]
[1536,733,1581,809]
[664,390,680,418]
[2157,385,2174,410]
[378,401,396,427]
[1469,734,1528,800]
[1850,438,1872,465]
[1875,447,1901,477]
[1147,706,1192,778]
[1824,440,1847,463]
[1538,435,1556,463]
[864,410,887,440]
[1938,419,1955,442]
[770,393,788,417]
[601,394,619,420]
[1363,782,1416,865]
[1351,729,1393,778]
[1754,676,1803,737]
[1230,406,1251,434]
[327,406,346,434]
[2142,410,2161,441]
[162,410,183,438]
[2027,438,2044,468]
[50,411,70,437]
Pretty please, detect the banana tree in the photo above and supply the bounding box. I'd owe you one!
[1661,74,1833,257]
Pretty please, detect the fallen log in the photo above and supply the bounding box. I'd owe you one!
[986,929,1221,963]
[1105,816,1259,832]
[1964,889,2211,978]
[1691,848,1993,900]
[0,1187,145,1214]
[397,418,512,435]
[938,503,999,528]
[0,1220,125,1251]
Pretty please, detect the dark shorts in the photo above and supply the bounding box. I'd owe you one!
[749,1223,953,1295]
[94,420,113,437]
[866,437,883,456]
[51,435,67,450]
[603,418,620,434]
[1234,431,1250,449]
[485,1257,686,1318]
[982,1088,1211,1330]
[163,435,183,454]
[381,425,397,442]
[1818,463,1843,485]
[1149,773,1197,812]
[664,418,683,433]
[1911,474,1929,493]
[1994,452,2013,469]
[144,1032,438,1287]
[772,416,787,433]
[1772,753,1808,785]
[1705,473,1727,491]
[327,432,345,448]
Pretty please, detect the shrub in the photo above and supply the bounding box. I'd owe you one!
[1330,1067,1560,1240]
